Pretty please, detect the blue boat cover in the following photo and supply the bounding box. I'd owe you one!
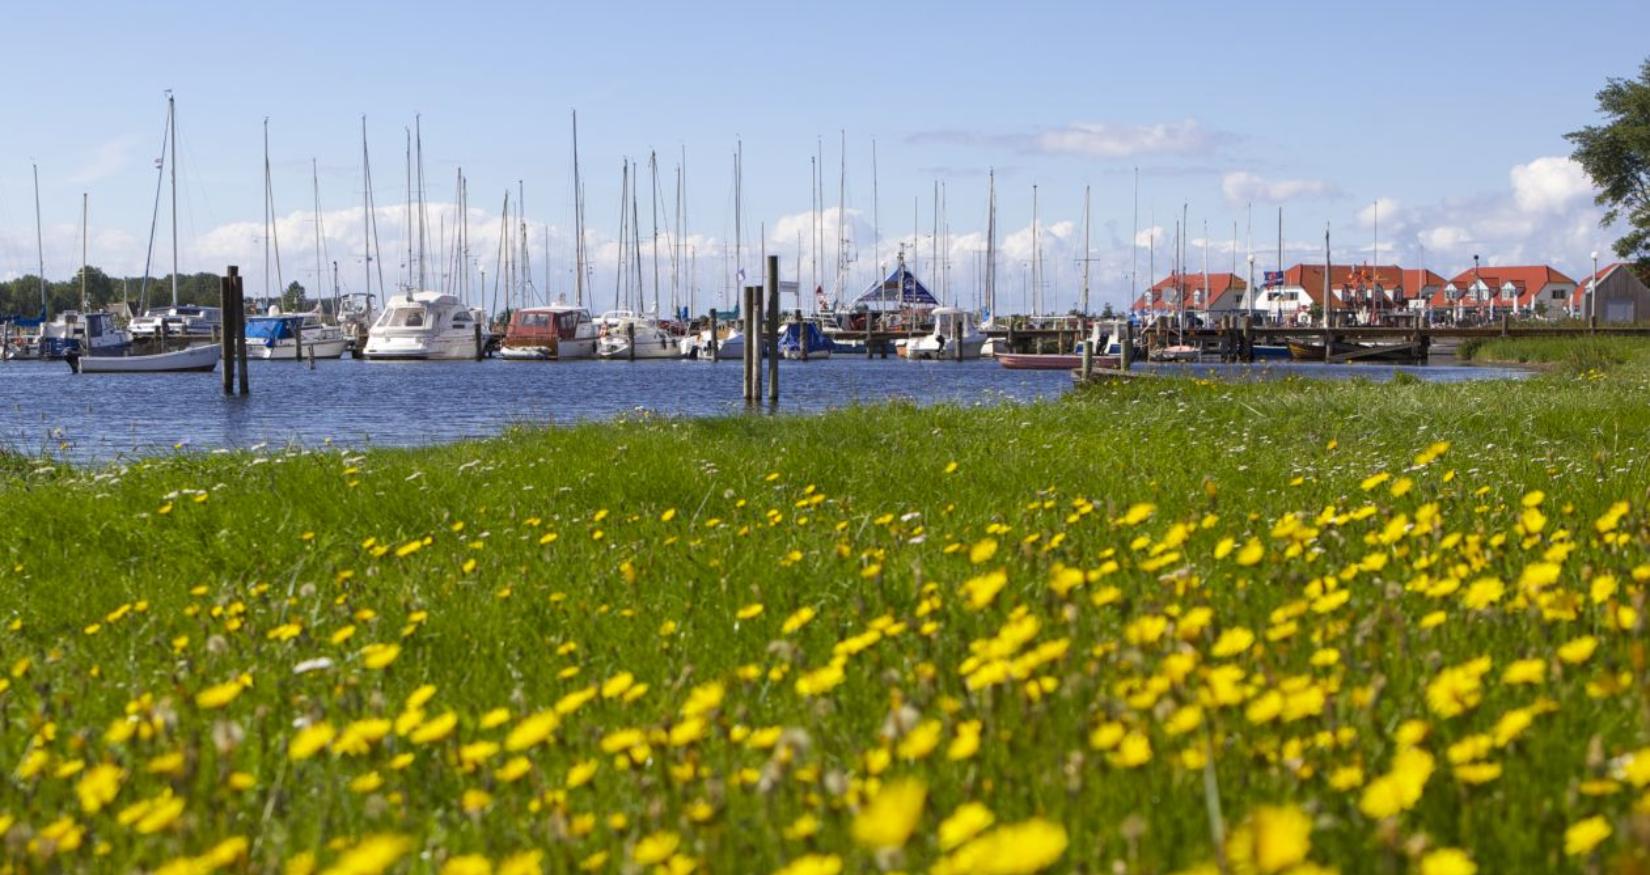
[777,322,835,354]
[245,317,298,345]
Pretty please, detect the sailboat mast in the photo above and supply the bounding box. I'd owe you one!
[1082,184,1092,315]
[404,128,412,290]
[1031,184,1039,316]
[836,130,846,300]
[313,158,322,312]
[80,193,88,313]
[1131,167,1139,310]
[734,140,742,310]
[615,161,627,311]
[872,138,880,302]
[650,152,660,315]
[168,93,178,307]
[416,115,428,291]
[264,118,272,303]
[986,169,996,319]
[362,117,372,304]
[32,164,45,315]
[571,110,585,307]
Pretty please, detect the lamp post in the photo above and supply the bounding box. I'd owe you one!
[1589,250,1599,322]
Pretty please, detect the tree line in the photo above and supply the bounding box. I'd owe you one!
[0,268,310,320]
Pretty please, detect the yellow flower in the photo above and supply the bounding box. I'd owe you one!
[360,643,401,670]
[1235,538,1265,566]
[938,802,995,851]
[737,603,764,620]
[851,777,926,849]
[320,834,412,875]
[1419,848,1476,875]
[969,537,999,564]
[498,851,543,875]
[1564,815,1611,856]
[289,723,336,761]
[773,854,842,875]
[938,818,1067,875]
[74,763,123,813]
[781,607,817,634]
[1226,805,1311,874]
[1108,731,1152,768]
[195,680,244,710]
[633,831,680,865]
[897,720,943,761]
[1558,636,1598,665]
[441,854,491,875]
[1211,627,1255,658]
[566,759,598,789]
[504,711,560,751]
[409,712,458,745]
[1119,502,1156,526]
[1501,659,1545,686]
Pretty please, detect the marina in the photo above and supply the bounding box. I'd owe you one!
[0,354,1525,462]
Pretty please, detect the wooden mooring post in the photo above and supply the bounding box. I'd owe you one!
[766,255,780,403]
[1121,321,1134,372]
[220,268,237,393]
[234,270,249,395]
[708,310,719,362]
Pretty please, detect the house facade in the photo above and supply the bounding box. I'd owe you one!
[1131,273,1248,319]
[1260,264,1444,324]
[1427,266,1576,320]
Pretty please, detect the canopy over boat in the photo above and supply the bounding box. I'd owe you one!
[855,262,938,310]
[777,321,836,355]
[245,315,305,343]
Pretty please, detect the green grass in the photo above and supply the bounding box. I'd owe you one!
[1458,335,1644,372]
[5,346,1650,873]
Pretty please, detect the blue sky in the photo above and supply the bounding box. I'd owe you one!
[0,0,1644,313]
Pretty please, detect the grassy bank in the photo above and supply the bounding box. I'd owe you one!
[1457,334,1644,372]
[5,353,1650,873]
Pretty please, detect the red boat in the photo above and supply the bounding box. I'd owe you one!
[996,353,1120,371]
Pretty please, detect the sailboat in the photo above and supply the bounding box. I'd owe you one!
[500,302,598,360]
[595,310,682,359]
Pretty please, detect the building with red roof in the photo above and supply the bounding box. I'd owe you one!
[1428,265,1576,318]
[1259,264,1445,323]
[1131,272,1248,315]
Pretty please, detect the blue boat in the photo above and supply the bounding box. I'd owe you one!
[778,322,836,359]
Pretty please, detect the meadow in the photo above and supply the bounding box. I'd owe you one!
[3,339,1650,873]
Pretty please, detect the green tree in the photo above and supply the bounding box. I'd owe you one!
[1568,58,1650,281]
[282,281,306,312]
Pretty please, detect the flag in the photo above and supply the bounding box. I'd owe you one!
[1263,271,1284,288]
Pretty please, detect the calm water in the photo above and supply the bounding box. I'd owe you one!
[0,356,1526,462]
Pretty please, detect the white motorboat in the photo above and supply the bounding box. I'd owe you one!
[362,291,488,360]
[499,303,599,360]
[596,311,682,360]
[905,307,985,360]
[129,305,222,340]
[245,311,350,360]
[683,327,744,361]
[70,343,220,373]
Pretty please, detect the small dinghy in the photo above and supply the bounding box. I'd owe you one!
[69,344,221,374]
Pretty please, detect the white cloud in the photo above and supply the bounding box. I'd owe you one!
[1221,171,1338,205]
[1509,156,1592,214]
[1034,119,1218,159]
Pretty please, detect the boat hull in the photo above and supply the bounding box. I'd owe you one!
[363,332,481,360]
[1287,340,1423,364]
[71,344,220,373]
[996,353,1120,371]
[252,337,350,360]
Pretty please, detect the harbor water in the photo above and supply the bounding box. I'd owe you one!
[0,357,1527,462]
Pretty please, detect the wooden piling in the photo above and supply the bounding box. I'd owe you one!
[766,255,779,403]
[1121,321,1134,372]
[234,272,249,395]
[625,321,635,362]
[708,310,719,362]
[1322,326,1333,363]
[1242,315,1254,363]
[742,286,757,402]
[864,309,873,359]
[1080,321,1094,378]
[220,268,236,394]
[795,309,807,362]
[293,318,304,362]
[474,323,484,360]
